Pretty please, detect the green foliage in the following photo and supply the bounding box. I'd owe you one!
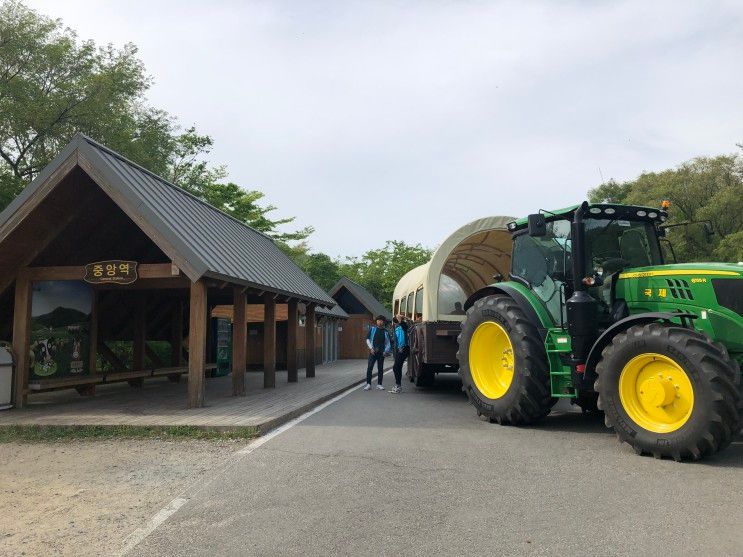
[281,242,343,291]
[338,241,432,309]
[0,1,173,197]
[588,153,743,262]
[0,2,308,242]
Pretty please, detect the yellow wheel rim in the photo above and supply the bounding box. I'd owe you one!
[618,353,694,433]
[468,321,514,399]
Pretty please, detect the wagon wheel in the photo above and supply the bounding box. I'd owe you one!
[407,327,422,383]
[410,326,434,387]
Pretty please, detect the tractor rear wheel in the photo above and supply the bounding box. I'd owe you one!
[595,323,741,461]
[457,295,554,424]
[409,326,434,387]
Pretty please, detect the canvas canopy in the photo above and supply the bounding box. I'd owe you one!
[393,216,514,322]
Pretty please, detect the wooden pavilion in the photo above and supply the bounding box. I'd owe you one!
[0,134,336,409]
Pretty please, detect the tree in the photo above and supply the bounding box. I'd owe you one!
[0,2,310,242]
[339,241,432,309]
[0,1,173,203]
[587,152,743,262]
[280,243,343,291]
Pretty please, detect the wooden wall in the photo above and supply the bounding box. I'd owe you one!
[339,313,372,359]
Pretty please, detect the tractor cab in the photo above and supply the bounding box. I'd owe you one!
[508,203,667,326]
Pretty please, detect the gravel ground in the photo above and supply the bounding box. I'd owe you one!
[0,439,237,556]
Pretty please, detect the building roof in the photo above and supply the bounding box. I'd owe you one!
[328,277,391,319]
[316,303,349,320]
[0,134,335,307]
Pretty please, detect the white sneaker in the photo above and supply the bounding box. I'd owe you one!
[376,384,385,390]
[389,385,401,394]
[363,383,371,391]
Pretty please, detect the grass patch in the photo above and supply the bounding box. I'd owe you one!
[0,424,259,442]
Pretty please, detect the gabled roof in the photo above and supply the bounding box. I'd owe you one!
[329,277,391,319]
[316,303,349,320]
[0,134,335,307]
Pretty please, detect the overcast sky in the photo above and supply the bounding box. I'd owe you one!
[28,0,743,257]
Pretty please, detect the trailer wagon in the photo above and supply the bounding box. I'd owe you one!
[392,216,514,385]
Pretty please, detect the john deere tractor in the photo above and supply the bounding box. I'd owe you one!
[457,201,742,461]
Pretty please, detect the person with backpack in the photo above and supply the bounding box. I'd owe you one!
[364,315,392,391]
[389,315,409,393]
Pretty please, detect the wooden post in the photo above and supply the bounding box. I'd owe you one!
[133,293,146,371]
[89,290,98,375]
[286,298,298,383]
[188,280,207,408]
[305,303,316,378]
[170,300,183,366]
[11,272,32,408]
[263,293,276,388]
[232,287,247,396]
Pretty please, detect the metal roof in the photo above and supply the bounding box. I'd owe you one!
[316,303,349,319]
[0,134,336,307]
[329,277,391,319]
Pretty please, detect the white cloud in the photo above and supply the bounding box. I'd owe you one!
[28,0,743,256]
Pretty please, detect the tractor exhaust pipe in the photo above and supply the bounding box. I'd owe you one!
[566,201,598,363]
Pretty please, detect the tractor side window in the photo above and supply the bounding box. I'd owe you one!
[511,220,571,324]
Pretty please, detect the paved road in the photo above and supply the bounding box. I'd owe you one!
[131,375,743,556]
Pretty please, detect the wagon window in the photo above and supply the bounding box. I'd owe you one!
[406,292,414,318]
[393,299,400,316]
[414,287,423,320]
[438,274,467,315]
[400,295,408,316]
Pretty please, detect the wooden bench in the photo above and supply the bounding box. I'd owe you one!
[27,364,217,394]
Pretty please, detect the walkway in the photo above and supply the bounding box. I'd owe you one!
[0,359,383,431]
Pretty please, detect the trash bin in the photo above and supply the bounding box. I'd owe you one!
[0,346,14,410]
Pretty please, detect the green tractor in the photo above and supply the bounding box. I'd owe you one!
[457,201,742,461]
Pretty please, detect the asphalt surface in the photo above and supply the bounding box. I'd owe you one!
[131,375,743,556]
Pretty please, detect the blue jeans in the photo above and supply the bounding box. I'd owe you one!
[366,351,385,385]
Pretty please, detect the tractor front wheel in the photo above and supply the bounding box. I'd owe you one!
[457,295,554,424]
[595,323,741,461]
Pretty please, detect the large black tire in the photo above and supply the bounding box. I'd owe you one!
[595,323,741,461]
[457,295,554,424]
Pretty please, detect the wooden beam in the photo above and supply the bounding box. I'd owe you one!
[11,273,32,408]
[145,344,165,368]
[232,287,247,396]
[287,298,298,383]
[263,292,276,388]
[305,303,316,378]
[132,293,147,371]
[188,280,207,408]
[170,301,183,366]
[89,290,98,375]
[98,342,127,371]
[23,263,181,282]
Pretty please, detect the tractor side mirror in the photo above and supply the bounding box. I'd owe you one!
[703,222,715,243]
[527,213,546,237]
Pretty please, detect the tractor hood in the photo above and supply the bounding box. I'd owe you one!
[615,262,743,358]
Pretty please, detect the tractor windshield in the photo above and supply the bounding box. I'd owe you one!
[584,218,662,275]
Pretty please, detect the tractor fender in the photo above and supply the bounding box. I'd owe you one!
[584,311,697,377]
[464,283,550,341]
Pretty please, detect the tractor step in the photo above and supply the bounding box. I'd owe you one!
[545,330,576,398]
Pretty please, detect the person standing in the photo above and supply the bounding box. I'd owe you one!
[364,315,391,391]
[389,316,409,393]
